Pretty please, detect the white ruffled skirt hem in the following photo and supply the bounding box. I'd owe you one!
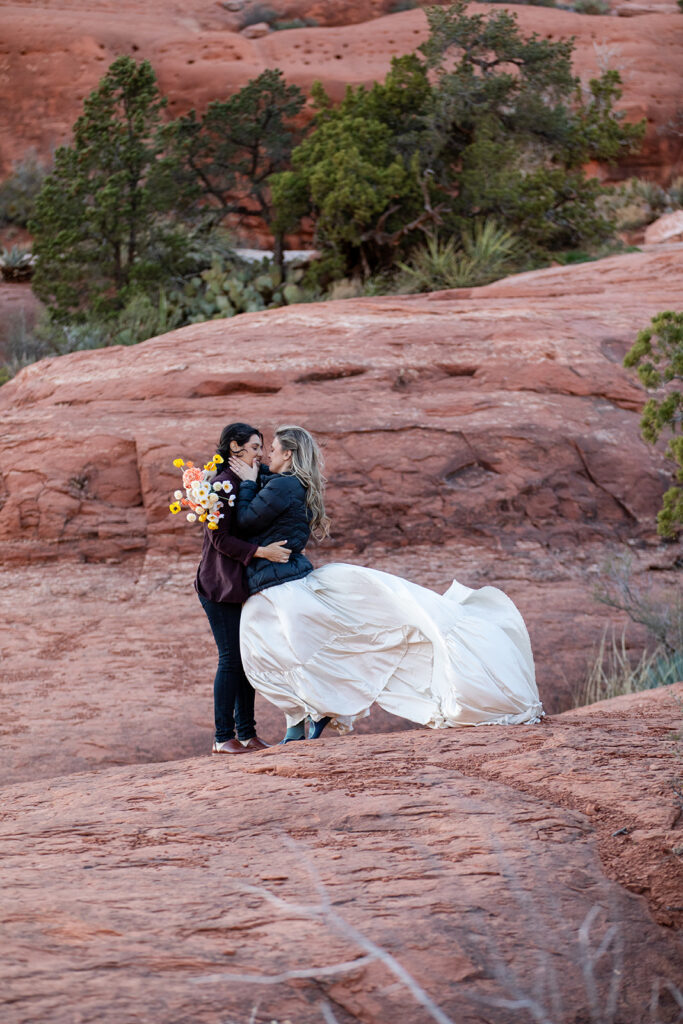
[240,563,543,732]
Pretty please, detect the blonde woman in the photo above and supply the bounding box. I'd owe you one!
[231,425,543,743]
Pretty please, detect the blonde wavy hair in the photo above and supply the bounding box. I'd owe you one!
[275,425,331,540]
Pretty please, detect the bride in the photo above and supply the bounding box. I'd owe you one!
[230,425,544,742]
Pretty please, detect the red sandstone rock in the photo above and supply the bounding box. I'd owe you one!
[2,246,679,564]
[0,246,681,769]
[645,210,683,244]
[0,685,681,1024]
[0,4,681,181]
[240,20,271,38]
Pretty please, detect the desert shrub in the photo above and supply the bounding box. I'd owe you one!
[240,4,277,27]
[272,18,319,29]
[0,253,316,384]
[624,311,683,537]
[553,249,596,265]
[486,0,557,6]
[395,220,520,292]
[575,627,682,706]
[632,178,670,212]
[593,551,683,652]
[325,277,367,300]
[0,152,51,228]
[575,551,683,705]
[572,0,610,13]
[599,177,682,232]
[668,176,683,207]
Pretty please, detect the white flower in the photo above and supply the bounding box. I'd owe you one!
[194,483,211,502]
[174,490,183,500]
[226,494,236,507]
[208,492,219,504]
[212,481,223,492]
[222,481,233,494]
[207,513,219,523]
[186,513,197,523]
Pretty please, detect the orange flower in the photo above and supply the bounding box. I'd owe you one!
[182,466,203,488]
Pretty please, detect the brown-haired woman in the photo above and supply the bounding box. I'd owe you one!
[196,422,290,754]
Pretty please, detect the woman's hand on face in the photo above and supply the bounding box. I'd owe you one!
[229,456,259,482]
[256,540,291,563]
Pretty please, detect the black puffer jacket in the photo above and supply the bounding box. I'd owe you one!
[235,472,313,594]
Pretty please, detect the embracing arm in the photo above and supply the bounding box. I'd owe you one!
[209,522,257,565]
[209,486,290,563]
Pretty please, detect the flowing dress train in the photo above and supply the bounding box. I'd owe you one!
[240,563,543,732]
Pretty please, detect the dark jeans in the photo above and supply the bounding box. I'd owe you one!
[198,594,256,743]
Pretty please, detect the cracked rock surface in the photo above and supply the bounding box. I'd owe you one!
[1,685,681,1023]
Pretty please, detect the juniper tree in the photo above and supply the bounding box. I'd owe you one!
[272,0,645,278]
[176,69,305,270]
[30,56,187,322]
[625,311,683,538]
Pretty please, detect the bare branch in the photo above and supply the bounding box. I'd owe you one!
[195,953,376,987]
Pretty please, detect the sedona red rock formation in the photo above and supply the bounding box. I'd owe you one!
[1,3,682,181]
[0,684,681,1023]
[1,246,678,564]
[0,245,681,763]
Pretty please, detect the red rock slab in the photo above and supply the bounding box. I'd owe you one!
[1,4,681,179]
[0,541,677,790]
[0,246,681,741]
[2,246,681,568]
[0,686,681,1024]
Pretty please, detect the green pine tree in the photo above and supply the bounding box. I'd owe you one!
[624,311,683,538]
[176,69,305,270]
[272,1,645,279]
[30,56,188,322]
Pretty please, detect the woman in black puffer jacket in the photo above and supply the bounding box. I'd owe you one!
[235,470,314,594]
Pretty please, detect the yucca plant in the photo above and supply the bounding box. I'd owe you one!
[0,245,35,282]
[396,219,520,293]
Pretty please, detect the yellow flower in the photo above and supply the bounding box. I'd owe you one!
[204,461,216,472]
[213,453,224,464]
[173,458,185,468]
[169,502,181,514]
[199,513,207,522]
[207,521,219,530]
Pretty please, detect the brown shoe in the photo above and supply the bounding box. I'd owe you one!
[212,738,251,754]
[243,736,270,750]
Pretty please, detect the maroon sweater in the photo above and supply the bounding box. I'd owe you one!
[194,469,258,603]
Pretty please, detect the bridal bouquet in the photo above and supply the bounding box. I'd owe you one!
[168,453,235,531]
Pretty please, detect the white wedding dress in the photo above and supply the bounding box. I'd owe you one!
[240,563,543,732]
